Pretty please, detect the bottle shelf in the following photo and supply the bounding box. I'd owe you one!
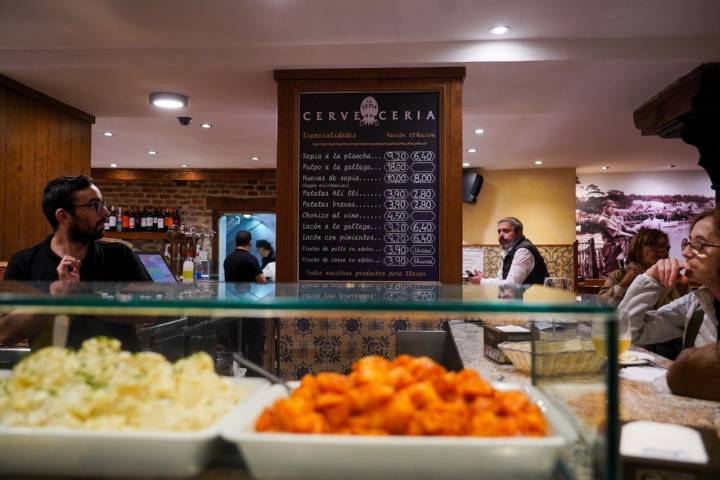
[104,231,168,240]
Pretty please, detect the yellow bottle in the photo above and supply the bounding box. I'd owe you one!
[182,257,194,282]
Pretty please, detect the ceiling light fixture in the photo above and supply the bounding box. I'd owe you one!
[251,156,260,161]
[181,164,189,168]
[534,160,543,165]
[490,25,511,35]
[474,128,485,135]
[149,92,188,109]
[110,163,118,168]
[148,150,157,155]
[601,166,610,170]
[103,131,114,137]
[467,148,477,153]
[668,164,676,168]
[462,162,470,167]
[201,123,212,129]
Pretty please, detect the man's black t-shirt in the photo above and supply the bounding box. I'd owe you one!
[5,235,149,282]
[4,236,150,350]
[224,249,262,282]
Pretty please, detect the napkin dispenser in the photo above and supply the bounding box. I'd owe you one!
[483,324,532,364]
[621,421,720,480]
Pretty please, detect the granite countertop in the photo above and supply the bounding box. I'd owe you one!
[448,320,720,432]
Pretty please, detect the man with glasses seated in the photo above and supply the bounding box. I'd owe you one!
[2,175,149,350]
[618,210,720,392]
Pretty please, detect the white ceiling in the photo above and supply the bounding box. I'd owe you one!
[1,0,719,173]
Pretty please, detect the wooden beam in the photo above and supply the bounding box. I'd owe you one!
[205,196,276,212]
[274,67,466,81]
[91,168,276,182]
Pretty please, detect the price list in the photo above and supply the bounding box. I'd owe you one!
[299,92,439,281]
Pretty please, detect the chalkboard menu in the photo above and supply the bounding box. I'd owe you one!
[299,92,440,281]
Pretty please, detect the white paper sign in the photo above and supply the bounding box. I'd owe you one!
[462,246,484,277]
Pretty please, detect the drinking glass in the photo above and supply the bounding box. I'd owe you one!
[591,319,631,357]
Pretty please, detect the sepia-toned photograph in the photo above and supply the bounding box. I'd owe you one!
[576,173,714,278]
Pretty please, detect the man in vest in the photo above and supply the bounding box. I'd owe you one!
[469,217,549,285]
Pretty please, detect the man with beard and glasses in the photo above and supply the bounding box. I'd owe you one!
[468,217,549,285]
[2,175,149,350]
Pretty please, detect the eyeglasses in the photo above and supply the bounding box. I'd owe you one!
[71,200,107,214]
[682,238,720,254]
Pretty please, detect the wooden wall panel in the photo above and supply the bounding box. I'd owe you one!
[18,95,37,257]
[33,104,49,241]
[0,76,94,261]
[3,90,24,258]
[0,88,5,257]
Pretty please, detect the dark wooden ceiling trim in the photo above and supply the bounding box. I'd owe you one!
[205,196,276,212]
[91,168,276,182]
[0,73,95,124]
[274,67,466,81]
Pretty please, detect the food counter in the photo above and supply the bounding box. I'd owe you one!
[0,281,628,479]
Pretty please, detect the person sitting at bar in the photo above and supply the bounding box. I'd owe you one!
[599,228,681,305]
[224,230,266,283]
[468,217,549,285]
[1,175,149,350]
[618,210,719,352]
[601,228,687,358]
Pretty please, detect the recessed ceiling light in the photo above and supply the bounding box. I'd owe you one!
[109,163,118,168]
[668,164,676,168]
[601,165,610,170]
[490,25,511,35]
[181,164,189,168]
[149,92,188,109]
[148,150,158,155]
[201,123,212,129]
[243,214,253,219]
[467,148,477,153]
[534,160,543,165]
[474,128,485,135]
[251,156,260,161]
[462,162,470,167]
[103,131,114,137]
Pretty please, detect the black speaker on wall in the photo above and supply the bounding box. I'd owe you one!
[462,170,483,204]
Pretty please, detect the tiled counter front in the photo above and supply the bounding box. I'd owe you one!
[278,317,447,379]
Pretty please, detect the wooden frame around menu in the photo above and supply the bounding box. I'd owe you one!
[274,67,466,283]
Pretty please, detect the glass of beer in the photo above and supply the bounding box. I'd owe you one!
[591,319,631,357]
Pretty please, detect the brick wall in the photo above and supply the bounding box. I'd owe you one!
[96,178,275,228]
[92,169,276,255]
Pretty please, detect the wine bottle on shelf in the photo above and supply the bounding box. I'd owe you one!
[107,205,117,231]
[122,207,130,231]
[141,207,149,231]
[128,207,136,231]
[134,208,141,232]
[165,208,173,230]
[157,208,165,232]
[116,206,123,232]
[173,208,181,227]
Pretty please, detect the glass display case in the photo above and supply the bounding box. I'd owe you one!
[0,281,617,479]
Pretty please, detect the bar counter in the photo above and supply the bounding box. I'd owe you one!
[448,320,720,431]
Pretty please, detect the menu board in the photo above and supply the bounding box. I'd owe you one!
[299,92,440,281]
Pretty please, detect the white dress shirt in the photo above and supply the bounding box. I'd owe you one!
[481,247,536,285]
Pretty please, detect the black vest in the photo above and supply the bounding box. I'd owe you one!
[501,237,549,285]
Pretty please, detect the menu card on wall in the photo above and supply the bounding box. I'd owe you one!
[299,92,440,281]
